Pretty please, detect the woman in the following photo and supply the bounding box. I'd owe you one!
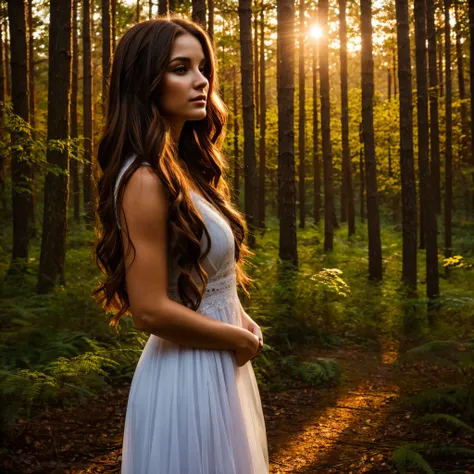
[94,15,269,474]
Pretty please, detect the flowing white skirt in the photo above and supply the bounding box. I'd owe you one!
[121,289,269,474]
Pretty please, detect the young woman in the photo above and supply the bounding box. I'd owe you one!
[94,16,269,474]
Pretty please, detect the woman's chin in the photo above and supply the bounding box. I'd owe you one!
[187,111,207,121]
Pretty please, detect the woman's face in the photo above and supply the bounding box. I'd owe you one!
[159,33,210,133]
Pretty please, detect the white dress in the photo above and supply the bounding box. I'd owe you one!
[114,156,269,474]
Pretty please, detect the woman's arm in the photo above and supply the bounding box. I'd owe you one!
[238,298,263,346]
[119,166,259,356]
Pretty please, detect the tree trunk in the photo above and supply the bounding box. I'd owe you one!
[339,0,355,236]
[360,0,382,280]
[238,0,258,248]
[102,0,111,114]
[254,8,259,125]
[298,0,305,229]
[208,0,214,41]
[454,0,469,218]
[149,0,153,18]
[192,0,206,29]
[258,7,266,229]
[427,0,441,214]
[112,0,117,52]
[232,65,240,207]
[359,144,365,223]
[414,0,439,299]
[158,0,168,15]
[312,12,321,225]
[136,0,140,23]
[319,0,334,252]
[438,19,444,98]
[83,0,94,227]
[277,0,298,265]
[37,0,72,293]
[7,0,31,274]
[444,0,453,262]
[0,20,6,212]
[469,0,474,213]
[4,22,11,99]
[71,0,80,223]
[396,0,417,294]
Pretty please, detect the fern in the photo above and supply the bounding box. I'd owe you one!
[415,413,474,433]
[392,446,434,474]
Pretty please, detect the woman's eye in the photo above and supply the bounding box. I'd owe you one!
[174,66,186,73]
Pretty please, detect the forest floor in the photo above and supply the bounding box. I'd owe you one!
[2,336,470,474]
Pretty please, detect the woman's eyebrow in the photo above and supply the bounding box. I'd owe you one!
[169,56,206,64]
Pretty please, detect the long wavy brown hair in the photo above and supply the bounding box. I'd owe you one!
[94,16,251,327]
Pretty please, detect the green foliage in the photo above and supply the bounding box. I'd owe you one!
[392,446,434,474]
[281,355,344,386]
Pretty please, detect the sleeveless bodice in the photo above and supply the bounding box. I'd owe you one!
[114,155,237,313]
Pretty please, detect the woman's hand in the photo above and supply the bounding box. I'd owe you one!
[235,330,260,367]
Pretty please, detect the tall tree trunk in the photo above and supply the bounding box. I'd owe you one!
[232,65,240,207]
[339,0,355,236]
[258,6,266,229]
[396,0,417,292]
[454,0,469,218]
[238,0,258,248]
[4,22,11,99]
[312,12,321,225]
[111,0,117,52]
[277,0,298,265]
[136,0,140,23]
[298,0,305,229]
[415,0,439,299]
[444,0,453,262]
[102,0,111,115]
[427,0,441,214]
[149,0,153,18]
[359,144,365,223]
[254,8,259,124]
[319,0,334,251]
[37,0,72,293]
[7,0,31,274]
[469,0,474,213]
[438,20,444,98]
[83,0,94,227]
[208,0,214,41]
[392,46,397,96]
[71,0,80,223]
[192,0,206,29]
[0,21,6,212]
[360,0,382,280]
[158,0,168,15]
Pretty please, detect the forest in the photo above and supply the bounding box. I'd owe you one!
[1,0,473,472]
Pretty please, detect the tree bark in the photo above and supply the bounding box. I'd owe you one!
[71,0,80,223]
[298,0,305,229]
[192,0,206,29]
[232,64,240,207]
[83,0,94,227]
[277,0,298,265]
[102,0,111,115]
[258,7,266,229]
[469,0,474,213]
[444,0,453,261]
[208,0,214,41]
[339,0,355,236]
[396,0,417,294]
[37,0,72,293]
[7,0,31,274]
[4,22,11,99]
[238,0,258,248]
[254,7,259,125]
[0,20,6,212]
[360,0,382,280]
[112,0,117,52]
[454,0,469,218]
[312,12,321,225]
[414,0,439,298]
[319,0,334,252]
[427,0,441,214]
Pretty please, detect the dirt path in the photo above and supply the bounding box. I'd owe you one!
[3,339,438,473]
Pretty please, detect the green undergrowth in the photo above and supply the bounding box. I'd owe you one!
[1,217,473,437]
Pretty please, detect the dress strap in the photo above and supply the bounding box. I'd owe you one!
[114,154,151,230]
